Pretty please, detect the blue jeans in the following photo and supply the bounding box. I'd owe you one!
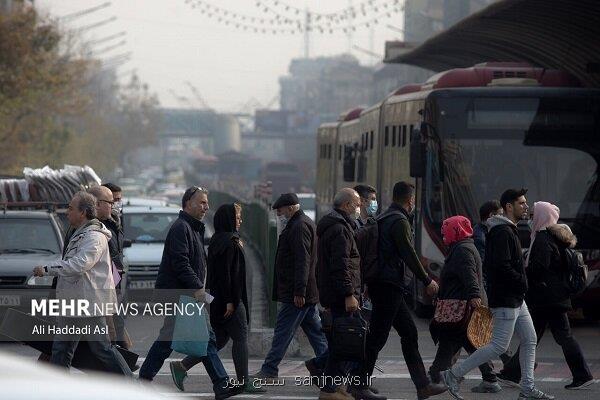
[451,302,537,392]
[139,315,229,394]
[261,303,329,376]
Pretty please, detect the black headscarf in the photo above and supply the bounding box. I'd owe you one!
[209,203,239,256]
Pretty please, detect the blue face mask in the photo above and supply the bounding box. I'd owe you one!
[367,200,378,216]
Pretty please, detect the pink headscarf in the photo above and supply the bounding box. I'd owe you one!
[441,215,473,246]
[526,201,560,266]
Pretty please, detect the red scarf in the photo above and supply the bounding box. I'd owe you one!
[441,215,473,246]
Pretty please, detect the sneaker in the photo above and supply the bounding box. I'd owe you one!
[248,370,278,385]
[169,361,187,392]
[565,378,595,390]
[440,370,462,400]
[517,388,554,400]
[497,372,521,388]
[417,382,449,400]
[242,380,267,393]
[471,381,502,393]
[319,390,353,400]
[348,386,387,400]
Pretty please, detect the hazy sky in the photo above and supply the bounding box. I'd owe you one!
[37,0,404,112]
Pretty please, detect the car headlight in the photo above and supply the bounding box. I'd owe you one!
[27,275,55,287]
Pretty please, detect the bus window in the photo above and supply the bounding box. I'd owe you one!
[370,131,374,150]
[328,144,332,159]
[402,125,407,147]
[339,145,342,160]
[392,126,397,146]
[385,126,389,146]
[343,144,356,182]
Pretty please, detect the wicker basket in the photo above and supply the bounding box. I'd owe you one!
[467,306,493,349]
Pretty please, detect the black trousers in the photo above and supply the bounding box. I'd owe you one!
[429,334,497,383]
[359,282,429,390]
[502,306,592,382]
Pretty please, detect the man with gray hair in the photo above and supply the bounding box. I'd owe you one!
[316,188,367,400]
[33,192,131,375]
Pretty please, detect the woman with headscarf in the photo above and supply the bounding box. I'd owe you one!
[429,215,502,394]
[170,203,265,394]
[498,202,593,390]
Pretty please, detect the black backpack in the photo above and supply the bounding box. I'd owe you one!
[355,210,405,285]
[355,218,379,285]
[564,248,588,295]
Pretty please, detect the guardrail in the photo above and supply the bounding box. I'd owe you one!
[209,191,278,327]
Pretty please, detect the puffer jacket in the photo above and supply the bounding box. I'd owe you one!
[45,219,117,317]
[525,224,576,311]
[438,238,485,304]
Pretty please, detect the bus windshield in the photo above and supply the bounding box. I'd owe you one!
[426,94,600,249]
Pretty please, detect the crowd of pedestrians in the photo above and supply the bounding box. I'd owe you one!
[30,181,594,400]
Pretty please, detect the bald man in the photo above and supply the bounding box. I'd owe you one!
[89,185,129,348]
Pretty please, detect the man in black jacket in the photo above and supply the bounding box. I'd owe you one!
[357,182,445,400]
[442,189,554,400]
[139,187,240,400]
[316,188,363,400]
[253,193,328,381]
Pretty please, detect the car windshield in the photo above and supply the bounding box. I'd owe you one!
[123,213,179,242]
[425,95,600,249]
[298,196,316,210]
[0,218,60,254]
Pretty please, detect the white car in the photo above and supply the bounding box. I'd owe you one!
[122,205,213,294]
[297,192,316,221]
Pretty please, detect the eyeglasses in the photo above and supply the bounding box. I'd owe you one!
[189,186,207,198]
[98,199,115,205]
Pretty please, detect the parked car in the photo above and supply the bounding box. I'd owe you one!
[297,192,316,221]
[0,210,63,322]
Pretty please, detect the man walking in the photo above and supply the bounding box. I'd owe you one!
[252,193,328,381]
[316,188,364,400]
[139,187,240,400]
[441,189,554,400]
[89,185,129,349]
[33,192,131,376]
[356,181,446,400]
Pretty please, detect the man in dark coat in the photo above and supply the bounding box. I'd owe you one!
[253,193,328,382]
[139,187,240,400]
[316,188,364,400]
[356,182,445,400]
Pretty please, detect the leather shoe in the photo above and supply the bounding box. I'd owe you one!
[348,387,387,400]
[417,382,448,400]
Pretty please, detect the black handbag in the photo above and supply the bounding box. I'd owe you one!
[330,312,369,362]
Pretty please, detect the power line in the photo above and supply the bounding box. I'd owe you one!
[74,16,117,33]
[59,2,111,22]
[89,40,127,57]
[87,31,127,47]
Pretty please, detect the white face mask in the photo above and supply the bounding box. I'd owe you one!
[278,215,289,227]
[354,206,361,220]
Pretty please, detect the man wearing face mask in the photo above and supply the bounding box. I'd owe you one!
[356,181,446,400]
[354,185,378,227]
[252,193,328,383]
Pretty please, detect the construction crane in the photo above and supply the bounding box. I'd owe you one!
[185,81,213,111]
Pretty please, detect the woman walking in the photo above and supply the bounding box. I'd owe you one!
[498,202,594,390]
[170,203,264,393]
[429,215,501,394]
